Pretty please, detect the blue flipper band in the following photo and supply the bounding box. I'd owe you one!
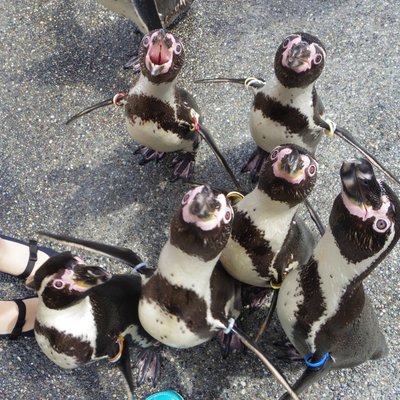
[304,352,330,368]
[145,390,184,400]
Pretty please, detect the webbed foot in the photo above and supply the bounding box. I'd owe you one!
[135,346,161,387]
[124,54,141,72]
[241,147,268,182]
[274,339,302,362]
[241,285,269,310]
[216,328,245,358]
[170,152,195,181]
[134,146,165,165]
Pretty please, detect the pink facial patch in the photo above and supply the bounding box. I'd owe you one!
[181,186,233,231]
[272,148,313,184]
[341,191,392,232]
[281,36,325,73]
[57,268,88,293]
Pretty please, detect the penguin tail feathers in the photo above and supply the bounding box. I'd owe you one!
[37,231,145,270]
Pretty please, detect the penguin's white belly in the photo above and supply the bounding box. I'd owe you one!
[139,299,210,348]
[126,118,192,152]
[35,332,96,369]
[276,268,305,351]
[220,238,269,286]
[249,110,312,153]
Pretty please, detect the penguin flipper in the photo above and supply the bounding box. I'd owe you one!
[279,358,333,400]
[196,124,242,190]
[117,340,135,396]
[319,120,400,186]
[195,77,266,90]
[37,231,146,270]
[66,97,115,125]
[304,199,325,236]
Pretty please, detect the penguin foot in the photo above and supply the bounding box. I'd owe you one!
[135,146,165,165]
[241,147,268,182]
[170,152,195,181]
[273,339,303,362]
[216,329,245,358]
[135,347,161,387]
[241,285,269,311]
[123,54,141,73]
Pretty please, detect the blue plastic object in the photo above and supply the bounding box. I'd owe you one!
[145,390,184,400]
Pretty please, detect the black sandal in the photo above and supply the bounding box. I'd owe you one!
[0,298,36,340]
[17,240,38,279]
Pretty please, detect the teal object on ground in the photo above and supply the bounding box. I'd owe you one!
[145,390,184,400]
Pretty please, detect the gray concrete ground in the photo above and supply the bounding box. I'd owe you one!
[0,0,399,399]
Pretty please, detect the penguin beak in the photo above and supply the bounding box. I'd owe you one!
[145,30,174,76]
[340,158,383,208]
[286,42,311,70]
[281,149,303,175]
[72,265,112,289]
[189,185,220,220]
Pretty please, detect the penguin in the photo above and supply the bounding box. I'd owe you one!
[138,184,240,348]
[220,144,318,288]
[67,29,240,186]
[96,0,194,34]
[26,252,160,398]
[195,32,399,185]
[276,157,400,399]
[37,190,300,399]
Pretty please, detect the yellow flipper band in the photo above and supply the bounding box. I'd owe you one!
[109,335,125,363]
[324,118,337,137]
[227,191,244,205]
[270,281,282,289]
[244,77,262,89]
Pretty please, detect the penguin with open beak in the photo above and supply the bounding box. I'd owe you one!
[66,29,240,187]
[276,158,400,399]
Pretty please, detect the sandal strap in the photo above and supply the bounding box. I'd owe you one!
[9,299,27,340]
[17,240,38,279]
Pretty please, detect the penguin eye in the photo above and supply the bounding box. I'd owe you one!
[271,149,280,160]
[174,43,183,55]
[373,218,391,233]
[314,53,323,64]
[182,192,191,205]
[307,164,317,177]
[53,279,65,290]
[223,208,233,223]
[142,35,150,48]
[283,38,290,48]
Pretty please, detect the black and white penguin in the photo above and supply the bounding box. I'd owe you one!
[27,252,160,397]
[67,29,239,185]
[276,157,400,398]
[97,0,194,34]
[138,184,240,348]
[196,33,399,185]
[220,144,318,287]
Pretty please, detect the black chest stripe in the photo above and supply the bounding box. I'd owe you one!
[125,94,198,144]
[231,210,275,279]
[35,321,93,363]
[253,93,323,149]
[142,274,212,340]
[293,259,325,343]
